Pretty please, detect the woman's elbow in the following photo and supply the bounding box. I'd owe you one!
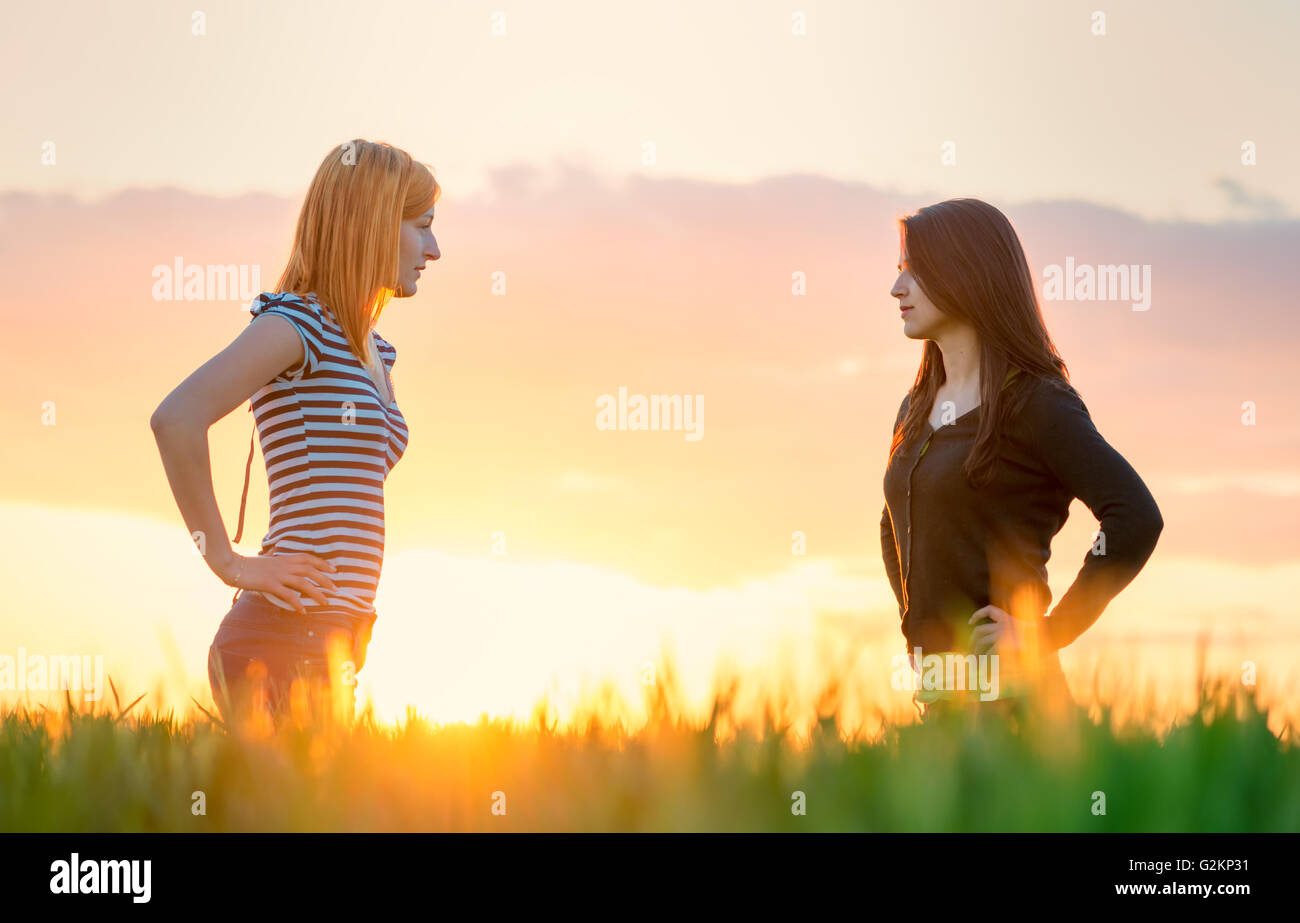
[150,401,181,434]
[150,397,195,437]
[1141,498,1164,551]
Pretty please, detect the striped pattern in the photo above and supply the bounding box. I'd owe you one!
[246,292,409,615]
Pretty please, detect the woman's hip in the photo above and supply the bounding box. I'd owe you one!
[210,590,375,673]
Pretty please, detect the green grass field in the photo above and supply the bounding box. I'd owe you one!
[1,667,1296,832]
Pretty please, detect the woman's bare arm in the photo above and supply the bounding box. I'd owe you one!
[149,313,306,585]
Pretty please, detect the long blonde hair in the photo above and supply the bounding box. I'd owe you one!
[275,139,439,363]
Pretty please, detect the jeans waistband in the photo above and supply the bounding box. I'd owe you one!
[234,589,377,630]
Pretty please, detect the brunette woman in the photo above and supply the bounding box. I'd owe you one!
[881,198,1162,726]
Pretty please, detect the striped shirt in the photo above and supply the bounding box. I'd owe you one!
[246,291,409,615]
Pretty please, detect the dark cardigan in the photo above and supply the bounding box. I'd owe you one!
[881,374,1163,654]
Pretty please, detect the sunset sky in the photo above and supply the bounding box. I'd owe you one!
[2,0,1297,732]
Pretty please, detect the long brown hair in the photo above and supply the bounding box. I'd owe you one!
[888,198,1069,488]
[275,139,439,364]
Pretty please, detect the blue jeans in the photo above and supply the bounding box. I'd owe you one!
[207,589,376,728]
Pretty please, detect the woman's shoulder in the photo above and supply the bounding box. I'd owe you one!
[250,290,325,321]
[1007,373,1093,443]
[1015,373,1085,412]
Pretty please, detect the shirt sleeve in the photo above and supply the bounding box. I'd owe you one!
[881,393,910,620]
[249,293,326,382]
[1020,379,1164,651]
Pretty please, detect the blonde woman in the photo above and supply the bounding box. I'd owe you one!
[151,140,440,727]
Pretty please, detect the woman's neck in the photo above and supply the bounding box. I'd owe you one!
[935,324,981,393]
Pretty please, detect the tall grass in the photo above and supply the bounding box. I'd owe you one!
[1,660,1296,832]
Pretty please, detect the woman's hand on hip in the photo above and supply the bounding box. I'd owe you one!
[968,604,1023,656]
[224,553,340,613]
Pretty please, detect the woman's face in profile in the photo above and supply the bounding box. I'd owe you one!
[396,205,440,297]
[890,239,945,340]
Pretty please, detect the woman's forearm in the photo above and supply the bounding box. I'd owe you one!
[1021,380,1164,650]
[150,417,240,584]
[1044,496,1162,650]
